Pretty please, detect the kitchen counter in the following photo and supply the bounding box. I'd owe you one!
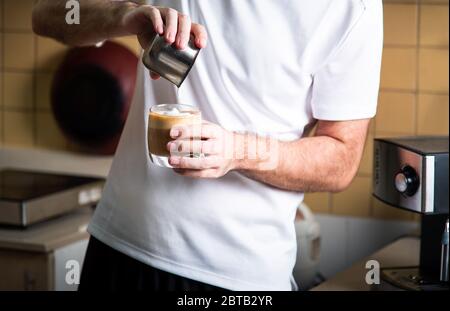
[0,147,104,290]
[0,147,112,178]
[311,236,420,291]
[0,207,93,253]
[0,208,94,290]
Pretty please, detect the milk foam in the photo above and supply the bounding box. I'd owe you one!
[159,107,191,117]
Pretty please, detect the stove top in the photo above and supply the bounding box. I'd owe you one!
[0,169,105,227]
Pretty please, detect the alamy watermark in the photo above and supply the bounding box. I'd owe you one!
[365,260,380,285]
[66,0,80,25]
[64,259,381,286]
[65,259,81,285]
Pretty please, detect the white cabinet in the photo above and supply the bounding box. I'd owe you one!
[0,208,92,291]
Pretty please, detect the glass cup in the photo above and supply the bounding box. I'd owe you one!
[148,104,202,168]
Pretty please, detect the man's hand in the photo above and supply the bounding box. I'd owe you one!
[167,122,238,178]
[33,1,207,72]
[166,121,280,179]
[121,5,207,79]
[122,5,207,49]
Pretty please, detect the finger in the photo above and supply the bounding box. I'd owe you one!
[173,168,219,179]
[150,71,160,80]
[168,140,202,155]
[176,13,191,49]
[191,23,208,48]
[169,155,221,170]
[160,8,178,43]
[168,140,221,155]
[146,6,164,34]
[171,123,219,140]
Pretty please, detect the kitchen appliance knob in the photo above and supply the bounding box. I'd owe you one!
[394,166,420,197]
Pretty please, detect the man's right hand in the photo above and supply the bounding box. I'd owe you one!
[33,1,207,80]
[121,5,208,80]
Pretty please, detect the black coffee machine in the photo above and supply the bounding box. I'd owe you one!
[373,136,449,291]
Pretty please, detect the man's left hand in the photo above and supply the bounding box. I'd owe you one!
[167,122,239,178]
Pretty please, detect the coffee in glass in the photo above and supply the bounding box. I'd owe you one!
[148,104,202,167]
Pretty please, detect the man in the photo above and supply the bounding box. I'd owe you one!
[33,0,383,291]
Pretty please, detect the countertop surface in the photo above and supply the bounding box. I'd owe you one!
[0,147,112,178]
[0,207,93,253]
[311,236,420,291]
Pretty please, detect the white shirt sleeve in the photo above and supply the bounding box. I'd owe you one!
[311,0,383,121]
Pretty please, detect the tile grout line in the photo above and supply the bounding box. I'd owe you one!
[414,1,421,136]
[384,44,449,50]
[1,0,4,144]
[380,87,449,95]
[386,0,450,5]
[33,0,39,147]
[32,18,38,147]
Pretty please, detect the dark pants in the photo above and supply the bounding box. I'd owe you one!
[78,237,228,291]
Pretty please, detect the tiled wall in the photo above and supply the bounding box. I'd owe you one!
[305,0,449,221]
[0,1,448,220]
[0,0,141,151]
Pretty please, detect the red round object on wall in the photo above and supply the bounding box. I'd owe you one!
[51,41,139,155]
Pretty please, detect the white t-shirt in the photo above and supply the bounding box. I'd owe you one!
[88,0,383,290]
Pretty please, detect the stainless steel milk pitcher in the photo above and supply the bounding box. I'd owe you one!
[142,34,201,87]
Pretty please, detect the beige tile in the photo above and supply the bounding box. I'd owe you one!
[35,112,67,149]
[304,192,330,214]
[112,36,142,56]
[0,110,3,146]
[3,111,34,147]
[0,1,3,31]
[4,33,35,70]
[3,72,34,109]
[420,0,449,3]
[420,5,449,46]
[0,74,2,108]
[418,48,449,92]
[375,92,415,134]
[3,0,34,30]
[383,0,418,3]
[384,4,418,46]
[331,176,372,218]
[36,37,68,71]
[372,198,414,221]
[0,33,3,69]
[380,47,417,90]
[368,118,375,134]
[36,73,54,110]
[417,93,449,135]
[359,134,374,175]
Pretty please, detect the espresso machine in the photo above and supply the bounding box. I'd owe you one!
[373,136,449,291]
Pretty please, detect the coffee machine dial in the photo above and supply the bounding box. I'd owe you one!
[394,165,420,197]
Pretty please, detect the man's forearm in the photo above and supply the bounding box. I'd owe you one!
[235,120,369,193]
[33,0,137,46]
[237,137,356,193]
